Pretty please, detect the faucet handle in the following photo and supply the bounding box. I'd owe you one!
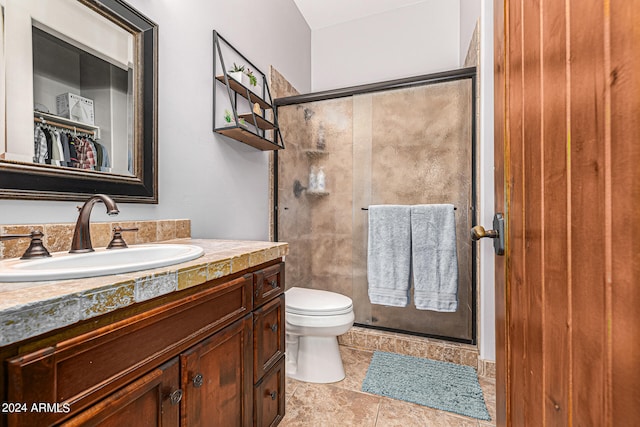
[0,232,33,241]
[107,226,139,249]
[0,231,52,259]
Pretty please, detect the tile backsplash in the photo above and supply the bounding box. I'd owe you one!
[0,219,190,260]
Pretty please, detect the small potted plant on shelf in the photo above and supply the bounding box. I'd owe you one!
[224,109,234,125]
[245,68,258,87]
[227,63,258,88]
[227,63,245,84]
[223,109,247,128]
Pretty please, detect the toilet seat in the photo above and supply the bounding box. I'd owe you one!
[286,287,353,316]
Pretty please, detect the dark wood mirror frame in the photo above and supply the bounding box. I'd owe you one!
[0,0,158,203]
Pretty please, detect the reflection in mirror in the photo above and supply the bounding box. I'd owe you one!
[0,0,158,203]
[32,25,134,175]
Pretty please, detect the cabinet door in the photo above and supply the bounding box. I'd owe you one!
[180,315,253,427]
[253,295,285,383]
[254,357,285,427]
[62,358,180,427]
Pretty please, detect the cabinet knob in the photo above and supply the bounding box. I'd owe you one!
[169,389,183,405]
[269,391,277,400]
[270,323,278,333]
[270,279,278,289]
[192,373,204,388]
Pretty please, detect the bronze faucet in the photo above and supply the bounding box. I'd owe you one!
[70,194,119,253]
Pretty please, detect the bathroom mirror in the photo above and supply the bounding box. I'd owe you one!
[0,0,158,203]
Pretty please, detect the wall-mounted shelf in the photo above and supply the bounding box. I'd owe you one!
[237,113,276,130]
[305,149,329,159]
[306,191,329,197]
[215,76,272,110]
[213,31,284,151]
[215,126,280,151]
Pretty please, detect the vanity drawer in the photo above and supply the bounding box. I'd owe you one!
[6,274,252,426]
[254,356,285,427]
[253,295,285,383]
[253,262,284,308]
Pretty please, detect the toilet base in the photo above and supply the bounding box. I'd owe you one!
[287,335,345,383]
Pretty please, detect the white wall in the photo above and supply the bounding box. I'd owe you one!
[0,0,311,241]
[478,0,495,361]
[459,0,481,65]
[311,0,460,91]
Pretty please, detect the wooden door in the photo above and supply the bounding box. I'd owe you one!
[494,0,640,425]
[180,315,253,427]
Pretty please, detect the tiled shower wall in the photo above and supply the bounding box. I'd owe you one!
[0,219,190,260]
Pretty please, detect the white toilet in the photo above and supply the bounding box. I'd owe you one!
[285,287,354,383]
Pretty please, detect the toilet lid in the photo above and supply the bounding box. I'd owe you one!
[286,287,353,316]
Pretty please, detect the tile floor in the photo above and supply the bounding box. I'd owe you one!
[280,346,496,427]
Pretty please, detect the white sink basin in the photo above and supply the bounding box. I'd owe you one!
[0,244,204,282]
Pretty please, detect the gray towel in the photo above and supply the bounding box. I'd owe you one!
[410,204,459,312]
[367,205,412,307]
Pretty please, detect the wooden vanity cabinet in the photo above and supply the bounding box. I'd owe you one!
[2,259,285,427]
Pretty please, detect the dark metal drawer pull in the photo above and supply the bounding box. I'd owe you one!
[270,391,277,400]
[193,373,204,388]
[270,323,278,333]
[269,279,278,289]
[169,389,183,405]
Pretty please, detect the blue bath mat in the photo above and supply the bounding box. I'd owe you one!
[362,351,491,421]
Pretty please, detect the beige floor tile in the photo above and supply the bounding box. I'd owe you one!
[335,346,374,393]
[286,377,301,402]
[478,377,496,422]
[375,397,430,426]
[434,411,480,427]
[281,382,381,427]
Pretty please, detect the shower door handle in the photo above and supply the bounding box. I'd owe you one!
[470,213,505,256]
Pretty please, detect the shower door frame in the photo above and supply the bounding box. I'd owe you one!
[273,67,478,344]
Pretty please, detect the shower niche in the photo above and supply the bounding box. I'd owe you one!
[274,68,477,343]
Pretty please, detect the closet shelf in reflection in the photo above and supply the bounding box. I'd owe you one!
[34,111,100,139]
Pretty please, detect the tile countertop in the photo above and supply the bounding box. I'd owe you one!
[0,239,288,347]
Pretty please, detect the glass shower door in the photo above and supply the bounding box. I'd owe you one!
[275,71,476,343]
[351,79,475,341]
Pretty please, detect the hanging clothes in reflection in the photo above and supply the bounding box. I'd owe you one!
[34,125,48,164]
[33,123,110,171]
